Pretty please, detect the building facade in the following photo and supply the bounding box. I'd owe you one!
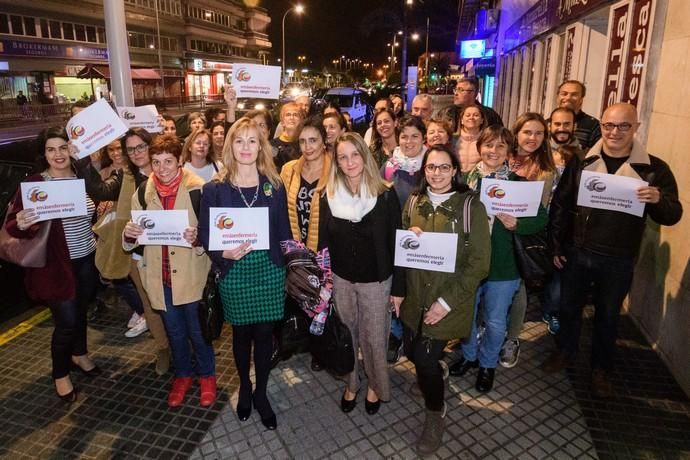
[0,0,271,104]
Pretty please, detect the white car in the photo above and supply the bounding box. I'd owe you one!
[324,87,371,124]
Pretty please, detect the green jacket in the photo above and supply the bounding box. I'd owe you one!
[399,190,491,341]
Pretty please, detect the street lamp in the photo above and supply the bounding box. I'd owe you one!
[282,4,305,80]
[389,31,402,73]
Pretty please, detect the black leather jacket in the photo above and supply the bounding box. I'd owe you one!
[549,144,682,259]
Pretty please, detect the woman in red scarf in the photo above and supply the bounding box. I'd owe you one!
[123,135,215,408]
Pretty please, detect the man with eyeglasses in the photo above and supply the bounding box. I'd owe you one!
[543,103,682,398]
[556,80,601,151]
[442,77,502,132]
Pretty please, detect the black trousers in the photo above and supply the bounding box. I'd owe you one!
[47,252,98,379]
[232,322,275,416]
[403,324,447,411]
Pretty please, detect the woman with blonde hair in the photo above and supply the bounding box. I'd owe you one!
[182,128,222,182]
[199,117,290,430]
[186,112,206,136]
[318,132,404,415]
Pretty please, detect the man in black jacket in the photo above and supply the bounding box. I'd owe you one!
[543,103,682,398]
[557,80,601,151]
[441,77,502,132]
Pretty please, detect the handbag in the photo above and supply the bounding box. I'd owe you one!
[513,229,553,289]
[275,299,311,361]
[284,247,323,313]
[309,300,355,376]
[0,208,52,268]
[198,271,224,344]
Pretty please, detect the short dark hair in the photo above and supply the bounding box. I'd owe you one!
[323,112,347,131]
[36,126,69,172]
[121,128,153,175]
[549,106,576,122]
[204,107,224,128]
[161,114,175,123]
[150,134,183,161]
[246,109,274,137]
[398,115,427,138]
[70,100,90,116]
[456,76,479,90]
[298,115,327,145]
[558,80,586,97]
[414,144,468,195]
[476,125,514,153]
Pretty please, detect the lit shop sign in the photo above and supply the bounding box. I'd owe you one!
[460,40,486,59]
[193,59,203,71]
[0,40,108,60]
[190,59,232,72]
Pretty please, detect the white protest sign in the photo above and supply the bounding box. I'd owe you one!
[130,210,191,247]
[20,179,87,223]
[231,63,281,99]
[66,98,128,159]
[394,230,458,273]
[117,105,162,132]
[577,170,647,217]
[207,207,270,251]
[479,178,543,217]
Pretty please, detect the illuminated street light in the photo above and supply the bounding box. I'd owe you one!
[282,4,305,79]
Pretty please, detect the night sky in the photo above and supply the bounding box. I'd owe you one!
[256,0,460,70]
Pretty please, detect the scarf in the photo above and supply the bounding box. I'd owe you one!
[152,168,182,209]
[465,161,511,192]
[327,181,377,222]
[383,146,426,180]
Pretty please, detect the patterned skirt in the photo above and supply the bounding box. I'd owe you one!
[218,250,286,326]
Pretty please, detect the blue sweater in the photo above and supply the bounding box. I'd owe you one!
[199,176,291,279]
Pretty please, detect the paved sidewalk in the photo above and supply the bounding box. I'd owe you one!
[0,296,688,459]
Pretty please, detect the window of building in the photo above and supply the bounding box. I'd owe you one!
[97,27,105,43]
[39,18,48,38]
[74,24,85,42]
[10,15,23,35]
[0,14,8,34]
[63,22,74,40]
[23,17,36,36]
[86,26,97,42]
[49,20,61,39]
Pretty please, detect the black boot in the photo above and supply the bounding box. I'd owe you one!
[475,367,495,393]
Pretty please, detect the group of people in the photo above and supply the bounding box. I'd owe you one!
[3,76,681,456]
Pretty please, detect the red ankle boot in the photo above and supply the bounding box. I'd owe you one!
[199,376,217,407]
[168,377,193,407]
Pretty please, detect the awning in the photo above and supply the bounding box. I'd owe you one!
[76,64,161,80]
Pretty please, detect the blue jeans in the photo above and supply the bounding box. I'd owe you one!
[557,248,634,370]
[113,277,144,315]
[160,286,215,377]
[461,279,521,369]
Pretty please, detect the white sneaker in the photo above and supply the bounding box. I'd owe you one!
[127,312,142,329]
[125,317,148,338]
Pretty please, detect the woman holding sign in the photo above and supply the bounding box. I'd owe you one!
[5,126,100,403]
[397,145,490,456]
[123,134,216,408]
[319,132,404,416]
[451,126,547,392]
[199,117,290,430]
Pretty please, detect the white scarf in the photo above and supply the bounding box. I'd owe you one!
[328,181,377,222]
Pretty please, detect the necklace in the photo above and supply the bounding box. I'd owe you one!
[236,183,260,208]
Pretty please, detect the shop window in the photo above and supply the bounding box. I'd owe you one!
[74,24,85,42]
[63,22,74,40]
[49,20,61,39]
[23,17,36,36]
[0,14,9,34]
[10,15,23,35]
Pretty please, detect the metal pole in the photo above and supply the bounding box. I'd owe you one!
[401,5,408,102]
[104,0,134,106]
[425,16,430,89]
[281,8,292,82]
[154,0,165,100]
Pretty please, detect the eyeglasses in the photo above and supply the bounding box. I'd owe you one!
[601,122,634,132]
[424,163,453,173]
[126,142,149,154]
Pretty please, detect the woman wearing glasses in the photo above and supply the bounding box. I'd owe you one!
[182,128,223,183]
[78,128,171,373]
[398,144,490,455]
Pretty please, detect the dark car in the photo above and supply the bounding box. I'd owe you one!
[0,136,39,314]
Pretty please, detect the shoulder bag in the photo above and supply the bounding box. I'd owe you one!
[0,207,52,268]
[513,229,552,289]
[198,271,224,344]
[309,300,355,376]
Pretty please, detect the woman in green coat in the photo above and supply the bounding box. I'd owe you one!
[395,144,491,456]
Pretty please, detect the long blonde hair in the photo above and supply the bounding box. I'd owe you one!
[328,132,390,198]
[220,117,282,189]
[182,128,214,164]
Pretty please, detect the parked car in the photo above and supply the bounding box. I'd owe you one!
[324,87,372,125]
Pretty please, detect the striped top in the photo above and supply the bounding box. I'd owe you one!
[44,175,97,259]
